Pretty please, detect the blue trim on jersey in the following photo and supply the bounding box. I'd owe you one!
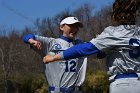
[60,35,73,43]
[22,34,35,43]
[49,86,75,92]
[115,73,138,79]
[63,42,99,60]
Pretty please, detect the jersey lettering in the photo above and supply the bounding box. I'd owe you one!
[65,60,76,72]
[129,38,140,58]
[52,44,62,54]
[53,44,61,49]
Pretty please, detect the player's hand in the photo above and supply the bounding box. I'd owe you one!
[28,39,42,50]
[43,55,54,64]
[32,41,42,50]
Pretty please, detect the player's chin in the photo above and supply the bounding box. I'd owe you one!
[69,33,76,38]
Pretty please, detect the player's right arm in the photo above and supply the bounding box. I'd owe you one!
[22,34,42,50]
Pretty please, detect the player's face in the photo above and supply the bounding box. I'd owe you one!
[60,23,80,39]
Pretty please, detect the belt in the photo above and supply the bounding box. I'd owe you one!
[115,73,138,79]
[49,86,76,93]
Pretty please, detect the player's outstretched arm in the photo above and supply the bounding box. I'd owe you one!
[43,42,100,64]
[43,54,62,64]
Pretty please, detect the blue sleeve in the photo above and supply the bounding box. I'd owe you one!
[63,42,99,60]
[22,34,35,43]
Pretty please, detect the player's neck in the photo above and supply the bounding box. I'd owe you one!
[60,35,73,43]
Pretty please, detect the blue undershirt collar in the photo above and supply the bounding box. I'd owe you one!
[60,35,73,43]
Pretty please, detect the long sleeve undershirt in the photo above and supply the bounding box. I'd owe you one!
[60,42,99,60]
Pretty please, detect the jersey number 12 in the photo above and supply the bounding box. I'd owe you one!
[65,60,76,72]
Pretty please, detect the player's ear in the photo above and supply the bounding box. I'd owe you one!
[60,24,64,31]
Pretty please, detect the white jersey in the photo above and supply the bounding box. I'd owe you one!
[90,25,140,80]
[35,35,87,88]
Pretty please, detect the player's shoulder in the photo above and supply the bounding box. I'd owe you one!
[35,35,57,42]
[101,26,115,35]
[49,37,61,43]
[104,25,122,31]
[103,25,125,34]
[49,37,56,40]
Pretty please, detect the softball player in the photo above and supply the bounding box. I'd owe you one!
[43,0,140,93]
[23,17,87,93]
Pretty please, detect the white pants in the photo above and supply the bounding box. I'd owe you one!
[110,78,140,93]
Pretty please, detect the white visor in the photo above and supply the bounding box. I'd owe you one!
[60,17,83,27]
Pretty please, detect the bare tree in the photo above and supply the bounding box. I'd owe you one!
[73,3,95,41]
[0,36,13,93]
[34,17,58,38]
